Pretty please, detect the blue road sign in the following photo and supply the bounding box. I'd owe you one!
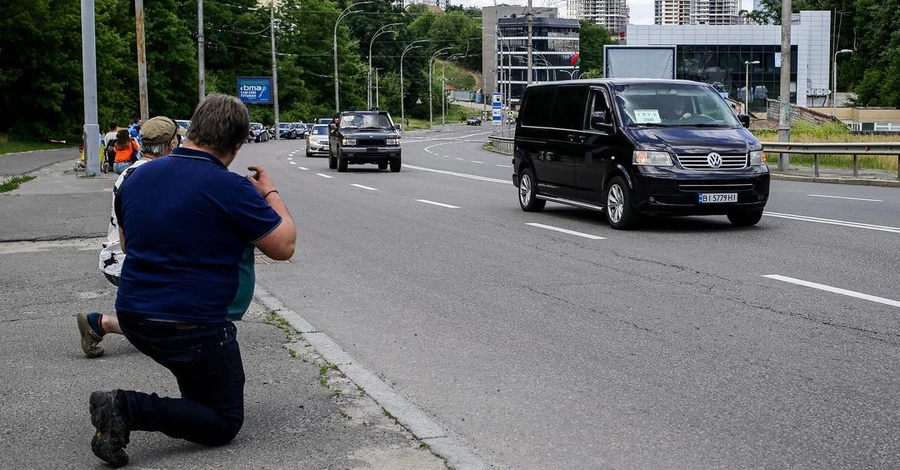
[237,77,272,104]
[492,92,502,125]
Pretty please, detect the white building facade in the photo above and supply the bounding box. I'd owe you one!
[655,0,740,25]
[571,0,629,34]
[626,11,831,108]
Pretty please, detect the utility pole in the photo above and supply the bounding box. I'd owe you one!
[81,0,100,176]
[198,0,205,101]
[270,0,279,139]
[375,68,380,108]
[526,0,533,85]
[135,0,149,121]
[777,0,791,170]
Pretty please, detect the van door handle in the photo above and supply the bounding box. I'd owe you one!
[567,134,585,143]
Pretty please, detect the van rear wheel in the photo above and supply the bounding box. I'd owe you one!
[518,167,545,212]
[605,176,640,230]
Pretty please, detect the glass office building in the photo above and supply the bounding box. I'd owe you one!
[497,17,581,103]
[626,11,830,109]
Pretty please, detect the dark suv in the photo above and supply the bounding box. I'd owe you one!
[513,79,770,229]
[328,111,402,172]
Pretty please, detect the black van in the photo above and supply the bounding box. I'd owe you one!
[512,79,770,229]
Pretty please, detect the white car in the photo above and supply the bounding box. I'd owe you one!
[306,124,330,157]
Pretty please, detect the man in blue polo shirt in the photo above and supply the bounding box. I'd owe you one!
[88,94,296,468]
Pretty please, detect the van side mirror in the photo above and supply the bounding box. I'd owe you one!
[590,111,613,132]
[738,114,750,128]
[394,124,402,131]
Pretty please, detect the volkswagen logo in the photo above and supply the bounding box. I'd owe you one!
[707,152,722,168]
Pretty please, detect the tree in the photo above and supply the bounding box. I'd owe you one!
[578,20,614,76]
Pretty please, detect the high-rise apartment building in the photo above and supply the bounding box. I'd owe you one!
[574,0,629,34]
[654,0,739,25]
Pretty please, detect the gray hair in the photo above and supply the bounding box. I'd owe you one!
[140,141,169,156]
[186,94,250,155]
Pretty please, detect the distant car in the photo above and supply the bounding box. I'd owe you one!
[292,123,308,139]
[466,115,482,126]
[249,122,268,143]
[306,124,330,158]
[328,110,401,172]
[317,118,333,125]
[278,122,297,140]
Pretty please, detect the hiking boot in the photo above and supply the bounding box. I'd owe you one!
[90,390,130,468]
[77,313,104,358]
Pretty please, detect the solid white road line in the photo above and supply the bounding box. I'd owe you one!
[316,173,333,179]
[807,194,883,202]
[351,184,377,191]
[764,211,900,234]
[416,199,460,209]
[404,164,511,185]
[297,167,309,171]
[526,223,605,240]
[763,275,900,308]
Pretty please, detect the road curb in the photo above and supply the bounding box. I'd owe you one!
[254,286,492,470]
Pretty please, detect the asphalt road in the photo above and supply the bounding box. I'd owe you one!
[243,126,900,469]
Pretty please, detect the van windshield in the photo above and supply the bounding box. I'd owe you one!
[612,83,741,128]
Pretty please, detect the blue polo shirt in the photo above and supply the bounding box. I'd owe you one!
[114,147,282,323]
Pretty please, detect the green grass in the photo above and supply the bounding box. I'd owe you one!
[0,136,70,155]
[752,121,899,172]
[0,175,35,193]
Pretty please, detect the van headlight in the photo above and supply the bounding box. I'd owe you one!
[633,150,673,166]
[386,138,400,146]
[749,150,765,165]
[342,138,357,146]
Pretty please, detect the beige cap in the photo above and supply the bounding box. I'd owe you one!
[141,116,184,145]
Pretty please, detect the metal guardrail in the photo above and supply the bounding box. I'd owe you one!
[761,142,900,179]
[488,135,514,153]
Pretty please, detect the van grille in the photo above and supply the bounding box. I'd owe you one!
[676,154,747,170]
[357,138,386,146]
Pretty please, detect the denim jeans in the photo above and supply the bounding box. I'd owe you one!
[113,161,132,174]
[117,314,245,446]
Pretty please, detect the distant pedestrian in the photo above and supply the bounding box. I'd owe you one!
[77,116,184,358]
[111,130,140,175]
[103,121,119,146]
[88,94,296,467]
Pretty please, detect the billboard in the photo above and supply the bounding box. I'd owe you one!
[237,77,272,104]
[604,46,676,79]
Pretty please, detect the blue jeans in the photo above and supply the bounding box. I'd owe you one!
[117,314,245,446]
[113,162,132,174]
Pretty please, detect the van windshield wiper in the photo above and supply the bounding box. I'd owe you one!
[629,123,674,127]
[690,123,731,128]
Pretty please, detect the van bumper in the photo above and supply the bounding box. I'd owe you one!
[631,166,770,215]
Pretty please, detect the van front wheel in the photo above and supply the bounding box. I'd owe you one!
[605,176,640,230]
[727,209,763,227]
[518,167,545,212]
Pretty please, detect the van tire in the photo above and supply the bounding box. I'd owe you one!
[390,158,401,172]
[518,167,545,212]
[727,209,763,227]
[337,154,348,172]
[605,176,640,229]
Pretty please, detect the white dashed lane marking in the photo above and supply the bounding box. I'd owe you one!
[471,161,483,164]
[526,223,605,240]
[351,184,378,191]
[416,199,460,209]
[763,275,900,308]
[316,173,333,179]
[297,167,309,171]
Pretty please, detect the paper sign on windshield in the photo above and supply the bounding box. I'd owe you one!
[634,109,661,124]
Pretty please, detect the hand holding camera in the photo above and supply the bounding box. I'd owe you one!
[247,166,277,200]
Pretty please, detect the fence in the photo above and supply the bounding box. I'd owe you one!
[766,99,837,126]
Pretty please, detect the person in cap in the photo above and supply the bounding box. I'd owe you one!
[77,116,184,358]
[87,94,295,467]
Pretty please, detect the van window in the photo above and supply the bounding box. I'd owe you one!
[612,83,741,127]
[587,90,612,129]
[520,87,555,127]
[551,86,588,130]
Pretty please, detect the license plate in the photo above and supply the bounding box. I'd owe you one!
[367,147,378,152]
[698,193,738,203]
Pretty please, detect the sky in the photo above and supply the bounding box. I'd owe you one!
[454,0,755,27]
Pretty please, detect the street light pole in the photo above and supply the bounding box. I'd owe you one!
[744,60,759,116]
[429,47,452,129]
[400,40,427,132]
[198,0,205,101]
[333,1,372,113]
[442,53,464,126]
[270,0,279,140]
[368,22,401,110]
[832,49,853,118]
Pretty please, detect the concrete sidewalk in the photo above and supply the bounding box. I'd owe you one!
[0,157,449,469]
